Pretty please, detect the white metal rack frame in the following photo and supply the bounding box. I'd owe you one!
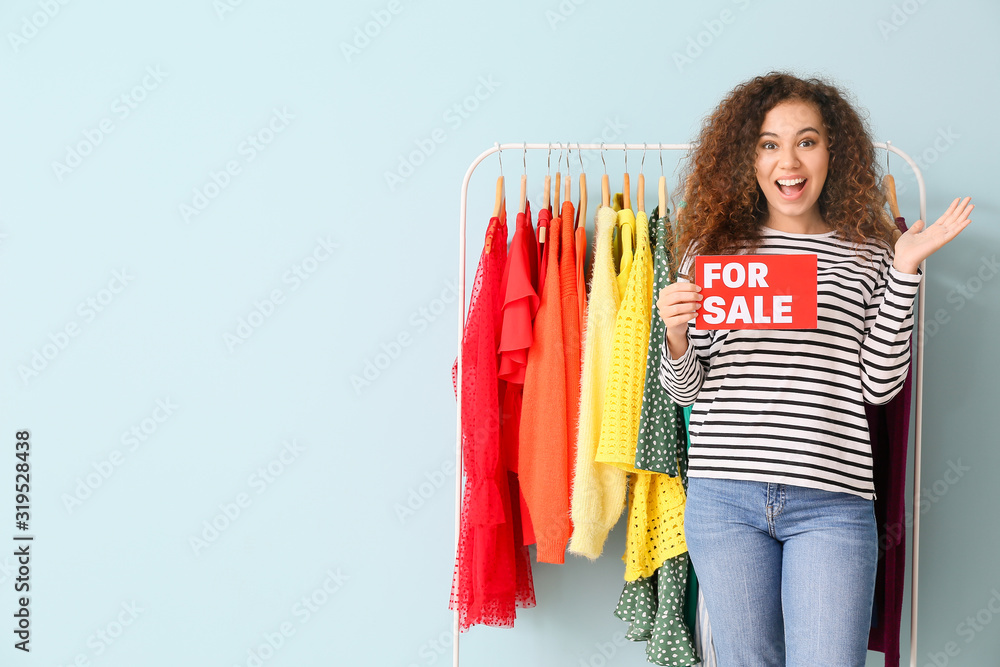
[454,142,929,667]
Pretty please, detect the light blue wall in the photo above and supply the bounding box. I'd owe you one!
[1,0,997,665]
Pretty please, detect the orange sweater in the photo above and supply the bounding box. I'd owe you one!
[518,200,581,564]
[559,199,581,477]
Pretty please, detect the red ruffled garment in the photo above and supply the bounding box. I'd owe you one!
[498,200,540,384]
[450,209,535,631]
[498,201,540,555]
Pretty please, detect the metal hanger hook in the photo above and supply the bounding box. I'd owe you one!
[624,145,628,173]
[659,145,664,178]
[640,143,647,175]
[547,145,552,175]
[523,142,527,175]
[601,142,607,174]
[578,143,585,171]
[496,142,503,178]
[885,140,892,176]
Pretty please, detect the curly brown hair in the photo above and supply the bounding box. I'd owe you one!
[671,71,897,276]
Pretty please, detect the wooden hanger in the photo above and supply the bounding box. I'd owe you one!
[883,174,901,220]
[554,170,562,209]
[882,174,902,241]
[882,143,901,221]
[881,144,902,240]
[577,149,588,230]
[539,148,551,243]
[637,144,647,214]
[622,147,631,212]
[563,148,572,209]
[543,146,552,212]
[658,175,667,218]
[657,147,667,217]
[600,143,610,208]
[486,170,505,252]
[493,146,505,219]
[618,191,634,265]
[519,144,527,214]
[492,175,504,219]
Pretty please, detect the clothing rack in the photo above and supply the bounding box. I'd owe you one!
[454,142,929,667]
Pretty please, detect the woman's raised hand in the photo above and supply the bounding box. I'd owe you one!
[893,196,974,274]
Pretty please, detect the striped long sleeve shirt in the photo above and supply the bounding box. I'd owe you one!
[658,226,922,499]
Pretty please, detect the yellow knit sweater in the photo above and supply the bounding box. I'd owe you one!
[593,207,688,579]
[596,209,652,473]
[622,470,687,581]
[568,206,629,560]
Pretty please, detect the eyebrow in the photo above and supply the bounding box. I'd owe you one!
[759,127,820,138]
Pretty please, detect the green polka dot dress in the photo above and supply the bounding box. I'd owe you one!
[615,548,699,666]
[614,439,697,666]
[614,207,699,667]
[635,208,685,476]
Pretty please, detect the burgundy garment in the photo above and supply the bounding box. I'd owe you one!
[866,216,913,665]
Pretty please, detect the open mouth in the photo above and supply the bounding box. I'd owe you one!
[776,177,807,198]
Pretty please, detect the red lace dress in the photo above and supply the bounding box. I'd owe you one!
[450,209,536,631]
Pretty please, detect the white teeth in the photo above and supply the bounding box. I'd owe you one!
[777,178,806,186]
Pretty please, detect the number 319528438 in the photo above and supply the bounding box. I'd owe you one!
[15,431,30,530]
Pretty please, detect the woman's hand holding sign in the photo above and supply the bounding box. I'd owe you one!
[657,282,702,360]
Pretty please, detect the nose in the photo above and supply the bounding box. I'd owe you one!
[779,145,800,169]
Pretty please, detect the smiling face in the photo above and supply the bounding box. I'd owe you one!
[754,99,830,230]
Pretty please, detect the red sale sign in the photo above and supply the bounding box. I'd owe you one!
[693,255,818,330]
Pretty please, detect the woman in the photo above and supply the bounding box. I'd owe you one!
[656,72,972,666]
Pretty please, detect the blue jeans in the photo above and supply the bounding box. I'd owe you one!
[684,477,878,667]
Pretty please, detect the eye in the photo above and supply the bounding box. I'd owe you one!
[761,141,777,150]
[799,138,817,147]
